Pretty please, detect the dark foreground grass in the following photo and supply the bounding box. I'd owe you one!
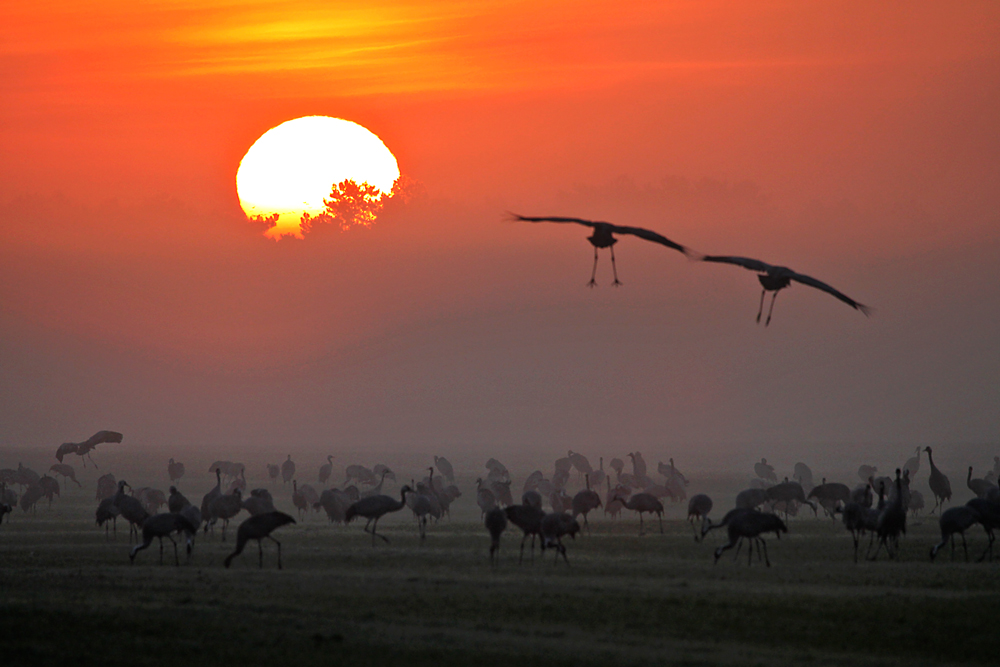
[1,490,997,667]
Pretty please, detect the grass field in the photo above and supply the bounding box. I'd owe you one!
[1,477,997,667]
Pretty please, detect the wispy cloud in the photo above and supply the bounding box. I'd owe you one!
[8,0,994,99]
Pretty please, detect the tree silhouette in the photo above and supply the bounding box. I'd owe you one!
[247,212,280,233]
[300,176,418,234]
[301,179,383,233]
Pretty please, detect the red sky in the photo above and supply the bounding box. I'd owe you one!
[2,2,998,476]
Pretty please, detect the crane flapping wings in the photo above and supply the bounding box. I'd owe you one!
[81,430,124,448]
[701,255,775,273]
[702,255,871,315]
[55,442,78,462]
[511,214,693,255]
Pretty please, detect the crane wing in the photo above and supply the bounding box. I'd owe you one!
[512,214,694,255]
[704,255,871,315]
[605,224,689,254]
[510,214,599,229]
[700,255,776,273]
[786,270,872,315]
[82,430,124,448]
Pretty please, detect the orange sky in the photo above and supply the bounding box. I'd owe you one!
[1,2,998,472]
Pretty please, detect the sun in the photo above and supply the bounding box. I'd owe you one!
[236,116,400,239]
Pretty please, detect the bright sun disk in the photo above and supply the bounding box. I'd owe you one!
[236,116,400,238]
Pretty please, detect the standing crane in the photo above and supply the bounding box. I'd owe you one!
[318,456,334,486]
[281,455,296,485]
[613,492,664,536]
[224,511,297,569]
[345,486,413,546]
[924,447,952,514]
[129,513,197,566]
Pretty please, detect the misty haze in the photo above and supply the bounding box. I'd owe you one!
[2,2,999,666]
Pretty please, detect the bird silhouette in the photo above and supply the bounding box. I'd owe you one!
[56,430,123,468]
[167,458,185,483]
[48,464,81,488]
[433,456,455,482]
[345,485,413,546]
[965,498,1000,562]
[504,503,546,564]
[281,455,296,484]
[129,512,197,566]
[869,469,907,561]
[699,255,871,325]
[613,492,664,535]
[484,506,507,566]
[713,511,787,567]
[930,506,981,562]
[318,455,334,486]
[967,467,997,499]
[924,447,952,514]
[95,497,120,539]
[112,481,149,543]
[224,511,296,569]
[902,447,921,478]
[511,214,695,287]
[686,494,713,541]
[539,512,580,565]
[570,474,602,533]
[200,469,222,536]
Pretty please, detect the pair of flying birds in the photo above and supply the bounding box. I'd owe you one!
[512,215,871,326]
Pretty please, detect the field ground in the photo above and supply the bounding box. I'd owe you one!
[1,477,998,667]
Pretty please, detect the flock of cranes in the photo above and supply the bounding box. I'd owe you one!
[513,215,871,325]
[0,214,899,563]
[4,436,1000,571]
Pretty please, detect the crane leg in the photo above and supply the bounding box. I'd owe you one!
[371,517,389,544]
[756,290,766,323]
[159,537,164,565]
[715,539,735,564]
[553,540,568,566]
[962,532,968,561]
[271,537,283,569]
[259,539,264,568]
[610,246,621,286]
[519,534,526,564]
[168,535,178,566]
[658,512,663,534]
[868,537,883,561]
[588,247,599,287]
[760,538,771,567]
[765,291,778,326]
[977,529,994,563]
